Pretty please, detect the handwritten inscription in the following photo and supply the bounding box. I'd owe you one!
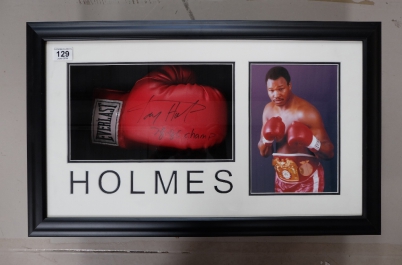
[152,127,217,141]
[152,127,181,141]
[128,95,207,125]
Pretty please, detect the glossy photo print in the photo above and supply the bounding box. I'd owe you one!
[68,63,234,162]
[249,63,339,194]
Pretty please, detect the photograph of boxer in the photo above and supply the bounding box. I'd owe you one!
[68,64,234,162]
[250,64,339,193]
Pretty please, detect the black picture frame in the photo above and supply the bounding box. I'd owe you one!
[27,20,381,237]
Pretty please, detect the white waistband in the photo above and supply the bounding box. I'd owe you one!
[272,153,315,158]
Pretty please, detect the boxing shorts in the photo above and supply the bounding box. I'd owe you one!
[272,153,324,193]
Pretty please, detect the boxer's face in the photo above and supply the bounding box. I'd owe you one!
[267,77,292,106]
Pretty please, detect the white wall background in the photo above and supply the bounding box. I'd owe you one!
[0,0,400,264]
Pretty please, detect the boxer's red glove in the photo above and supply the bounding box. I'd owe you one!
[261,116,285,144]
[91,66,227,150]
[287,121,321,151]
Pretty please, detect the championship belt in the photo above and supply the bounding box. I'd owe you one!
[272,154,319,182]
[272,158,300,182]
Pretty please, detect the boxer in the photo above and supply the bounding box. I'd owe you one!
[258,66,334,193]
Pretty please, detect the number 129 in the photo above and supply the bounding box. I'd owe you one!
[57,51,69,58]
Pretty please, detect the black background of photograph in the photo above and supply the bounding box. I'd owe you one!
[69,64,234,162]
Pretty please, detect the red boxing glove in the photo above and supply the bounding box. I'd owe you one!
[91,66,227,150]
[262,116,285,144]
[287,121,321,151]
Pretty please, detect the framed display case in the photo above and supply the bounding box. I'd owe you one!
[27,20,381,236]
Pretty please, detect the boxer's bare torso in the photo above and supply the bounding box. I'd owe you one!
[258,77,334,160]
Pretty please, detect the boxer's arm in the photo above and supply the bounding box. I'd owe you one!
[302,108,334,160]
[258,105,274,157]
[258,137,273,157]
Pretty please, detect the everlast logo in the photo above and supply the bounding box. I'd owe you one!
[92,99,122,146]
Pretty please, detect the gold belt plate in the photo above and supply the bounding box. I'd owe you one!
[272,158,299,182]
